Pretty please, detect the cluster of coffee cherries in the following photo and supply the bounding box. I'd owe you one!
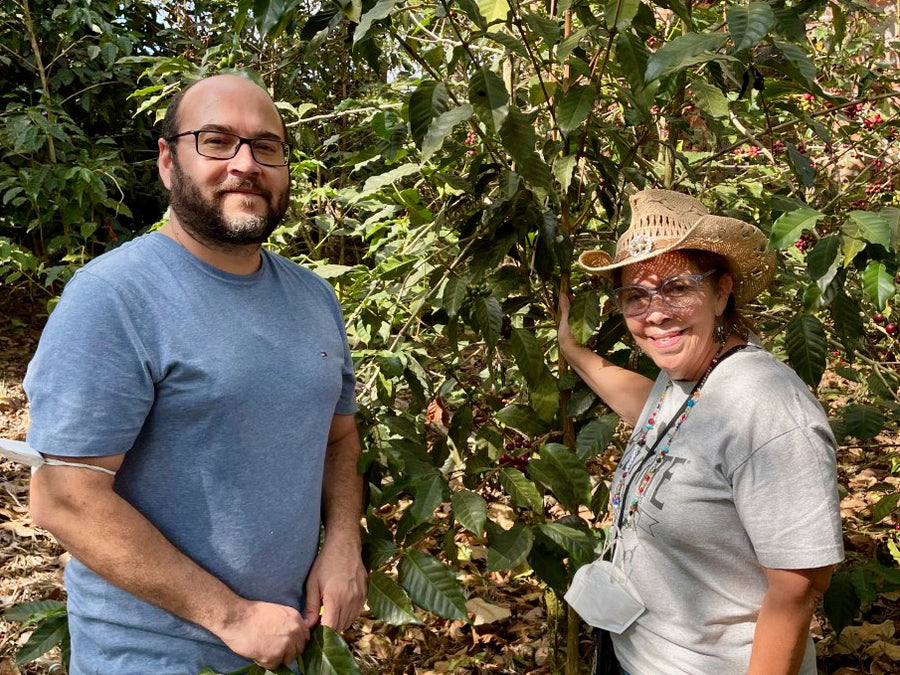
[795,232,816,252]
[498,452,529,471]
[465,129,478,156]
[499,440,531,470]
[872,312,898,336]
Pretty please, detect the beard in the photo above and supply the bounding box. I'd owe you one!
[167,160,289,246]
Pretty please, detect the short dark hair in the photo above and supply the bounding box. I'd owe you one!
[159,75,289,153]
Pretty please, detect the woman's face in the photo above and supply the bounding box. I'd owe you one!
[620,251,733,381]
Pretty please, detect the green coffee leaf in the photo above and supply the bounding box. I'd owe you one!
[367,570,420,626]
[690,79,729,119]
[567,291,601,345]
[399,550,468,620]
[604,0,639,30]
[614,33,648,92]
[784,314,827,388]
[495,403,550,436]
[847,211,892,249]
[15,614,68,665]
[510,327,549,388]
[806,234,841,283]
[576,413,618,460]
[645,33,727,83]
[499,467,544,512]
[354,0,400,44]
[872,492,899,523]
[823,568,859,636]
[861,261,896,309]
[422,104,473,160]
[843,404,885,441]
[471,295,502,347]
[527,443,591,512]
[451,489,487,536]
[786,142,816,188]
[486,521,534,571]
[476,0,509,23]
[770,207,824,249]
[727,2,775,52]
[469,67,509,132]
[535,522,594,562]
[408,80,449,147]
[301,625,361,675]
[557,85,596,134]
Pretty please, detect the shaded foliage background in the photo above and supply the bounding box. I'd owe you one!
[2,0,899,672]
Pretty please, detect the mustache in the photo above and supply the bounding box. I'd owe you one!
[214,179,270,199]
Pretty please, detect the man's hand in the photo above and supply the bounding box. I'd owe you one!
[217,599,310,670]
[303,539,367,632]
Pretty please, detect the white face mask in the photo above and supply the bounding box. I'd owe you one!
[564,529,645,634]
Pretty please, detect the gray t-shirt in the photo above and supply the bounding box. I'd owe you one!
[610,343,843,675]
[24,232,357,674]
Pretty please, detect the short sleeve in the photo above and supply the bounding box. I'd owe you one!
[732,403,844,569]
[24,271,156,457]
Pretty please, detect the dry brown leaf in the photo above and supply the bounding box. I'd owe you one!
[467,597,511,626]
[0,522,36,538]
[839,620,895,651]
[865,639,900,660]
[486,503,515,530]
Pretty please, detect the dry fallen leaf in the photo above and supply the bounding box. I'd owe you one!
[839,620,895,651]
[466,597,511,626]
[864,640,900,661]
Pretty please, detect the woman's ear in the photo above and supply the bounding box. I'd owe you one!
[716,273,734,315]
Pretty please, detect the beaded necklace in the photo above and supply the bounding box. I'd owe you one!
[612,343,747,528]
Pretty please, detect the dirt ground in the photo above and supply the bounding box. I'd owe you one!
[0,288,898,675]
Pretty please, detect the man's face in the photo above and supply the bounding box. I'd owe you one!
[167,152,289,246]
[159,76,291,246]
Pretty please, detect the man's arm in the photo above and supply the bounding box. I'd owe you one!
[747,566,833,675]
[29,454,309,670]
[303,413,367,631]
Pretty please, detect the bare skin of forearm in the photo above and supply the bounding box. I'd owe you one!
[303,414,366,632]
[748,567,832,675]
[30,458,308,667]
[321,414,364,549]
[31,465,241,631]
[563,344,654,425]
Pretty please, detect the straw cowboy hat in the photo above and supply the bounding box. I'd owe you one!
[578,189,777,307]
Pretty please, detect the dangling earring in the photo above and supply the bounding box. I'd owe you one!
[714,318,728,344]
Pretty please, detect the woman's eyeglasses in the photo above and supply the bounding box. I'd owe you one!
[167,130,291,167]
[612,270,717,316]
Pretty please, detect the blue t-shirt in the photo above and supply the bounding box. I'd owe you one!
[24,232,357,674]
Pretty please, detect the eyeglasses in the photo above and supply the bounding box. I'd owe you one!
[612,270,717,317]
[167,130,291,167]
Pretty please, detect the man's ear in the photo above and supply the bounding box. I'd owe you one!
[158,138,173,190]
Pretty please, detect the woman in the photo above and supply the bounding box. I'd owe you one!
[559,189,844,675]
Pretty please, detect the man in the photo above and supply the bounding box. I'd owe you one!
[25,73,367,673]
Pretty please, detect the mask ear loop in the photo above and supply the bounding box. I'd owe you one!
[600,525,622,563]
[40,458,117,476]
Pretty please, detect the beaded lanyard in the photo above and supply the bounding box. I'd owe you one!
[612,344,748,529]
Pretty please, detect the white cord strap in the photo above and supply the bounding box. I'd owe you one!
[42,458,117,476]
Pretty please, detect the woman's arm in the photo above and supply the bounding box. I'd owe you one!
[558,293,654,426]
[748,566,834,675]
